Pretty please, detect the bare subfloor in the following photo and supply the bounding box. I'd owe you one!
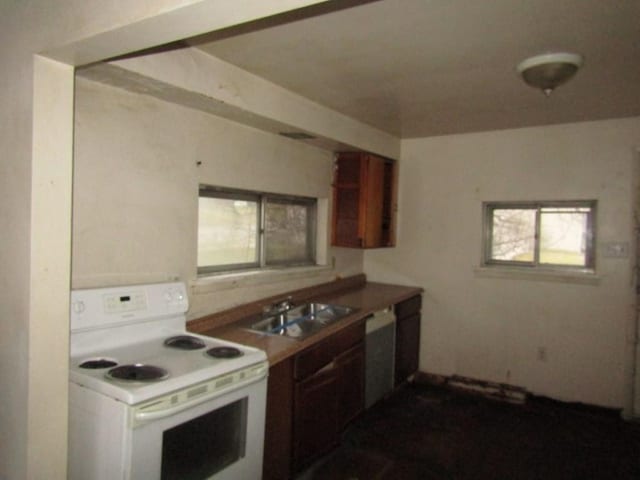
[298,382,640,480]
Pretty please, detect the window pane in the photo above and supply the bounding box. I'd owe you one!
[264,199,314,265]
[539,208,588,266]
[490,209,536,262]
[197,196,258,268]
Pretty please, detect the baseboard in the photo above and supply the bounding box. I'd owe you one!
[414,371,448,386]
[414,371,627,418]
[447,375,528,404]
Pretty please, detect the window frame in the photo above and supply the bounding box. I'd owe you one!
[482,200,596,272]
[262,193,318,267]
[198,185,317,275]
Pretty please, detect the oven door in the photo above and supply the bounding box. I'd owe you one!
[129,375,267,480]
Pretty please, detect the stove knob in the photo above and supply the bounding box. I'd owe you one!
[164,289,185,304]
[164,290,173,304]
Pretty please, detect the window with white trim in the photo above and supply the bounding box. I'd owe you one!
[483,201,596,270]
[198,185,317,274]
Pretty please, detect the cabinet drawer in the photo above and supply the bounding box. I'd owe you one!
[293,321,365,380]
[294,338,333,380]
[332,321,365,353]
[395,295,422,319]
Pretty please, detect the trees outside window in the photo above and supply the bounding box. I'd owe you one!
[198,186,316,274]
[484,201,595,270]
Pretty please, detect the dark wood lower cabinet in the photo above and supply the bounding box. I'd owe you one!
[292,322,366,474]
[395,312,420,386]
[262,358,293,480]
[394,295,422,386]
[293,364,339,471]
[262,311,414,478]
[336,343,365,429]
[292,343,365,473]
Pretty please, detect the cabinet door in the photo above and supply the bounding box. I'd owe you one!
[293,364,338,472]
[336,342,365,429]
[263,359,293,480]
[395,312,421,386]
[362,155,385,247]
[294,335,334,380]
[332,152,397,248]
[381,159,397,247]
[332,153,364,247]
[395,295,422,320]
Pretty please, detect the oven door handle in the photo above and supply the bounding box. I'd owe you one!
[134,394,215,424]
[132,369,266,426]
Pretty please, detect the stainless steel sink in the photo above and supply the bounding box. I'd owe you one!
[247,303,355,340]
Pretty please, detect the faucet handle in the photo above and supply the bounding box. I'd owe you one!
[278,296,294,308]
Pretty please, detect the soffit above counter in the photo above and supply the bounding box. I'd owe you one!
[77,44,400,159]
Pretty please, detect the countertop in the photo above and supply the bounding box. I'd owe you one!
[189,281,422,366]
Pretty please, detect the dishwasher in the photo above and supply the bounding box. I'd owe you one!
[365,307,396,408]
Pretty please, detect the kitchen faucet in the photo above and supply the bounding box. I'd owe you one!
[263,296,294,317]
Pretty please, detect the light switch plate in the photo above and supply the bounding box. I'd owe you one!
[601,241,630,258]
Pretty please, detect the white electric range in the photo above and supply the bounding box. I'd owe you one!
[68,281,268,480]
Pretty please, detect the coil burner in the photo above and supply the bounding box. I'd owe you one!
[79,358,118,369]
[106,364,169,382]
[206,346,244,359]
[164,335,206,350]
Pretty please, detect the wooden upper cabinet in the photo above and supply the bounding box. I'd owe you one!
[331,152,397,248]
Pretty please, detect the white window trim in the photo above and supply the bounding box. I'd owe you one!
[198,185,319,275]
[473,265,601,285]
[482,200,597,272]
[191,264,334,295]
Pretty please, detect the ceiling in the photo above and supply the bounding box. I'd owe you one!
[189,0,640,138]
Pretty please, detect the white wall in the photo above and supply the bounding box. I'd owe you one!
[5,1,634,476]
[73,78,364,319]
[0,1,344,477]
[365,117,640,408]
[0,2,204,477]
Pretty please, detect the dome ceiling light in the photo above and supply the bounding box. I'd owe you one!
[517,52,584,96]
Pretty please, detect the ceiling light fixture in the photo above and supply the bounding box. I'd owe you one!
[517,52,583,96]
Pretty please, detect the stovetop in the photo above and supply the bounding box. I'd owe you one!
[70,331,266,404]
[69,282,267,405]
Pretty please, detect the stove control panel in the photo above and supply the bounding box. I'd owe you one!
[71,282,189,332]
[103,291,147,314]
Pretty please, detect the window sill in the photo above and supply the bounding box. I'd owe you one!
[473,265,601,286]
[191,264,334,295]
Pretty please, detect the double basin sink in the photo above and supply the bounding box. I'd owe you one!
[248,302,355,341]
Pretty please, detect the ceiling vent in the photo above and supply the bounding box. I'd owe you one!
[278,131,317,140]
